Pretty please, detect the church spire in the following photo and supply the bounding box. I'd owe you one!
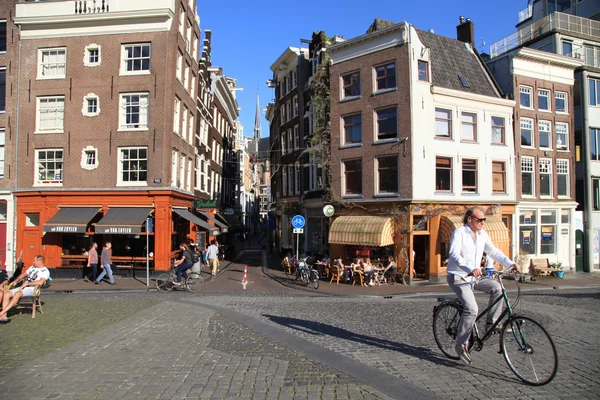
[253,90,261,141]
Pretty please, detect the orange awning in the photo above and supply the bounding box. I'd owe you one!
[328,216,394,247]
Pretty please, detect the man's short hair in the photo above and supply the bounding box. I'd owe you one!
[463,207,486,224]
[34,254,45,263]
[210,240,216,245]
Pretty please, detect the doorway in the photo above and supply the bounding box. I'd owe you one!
[413,235,429,280]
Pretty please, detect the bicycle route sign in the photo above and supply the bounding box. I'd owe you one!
[291,215,305,229]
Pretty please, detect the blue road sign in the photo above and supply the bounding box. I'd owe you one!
[291,215,305,229]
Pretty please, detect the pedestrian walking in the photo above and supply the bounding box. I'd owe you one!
[206,240,219,276]
[95,242,115,285]
[84,242,99,283]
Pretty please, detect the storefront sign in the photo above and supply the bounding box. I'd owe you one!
[522,231,531,245]
[541,226,553,241]
[323,205,335,217]
[98,227,138,234]
[194,199,218,208]
[46,226,83,233]
[524,212,532,224]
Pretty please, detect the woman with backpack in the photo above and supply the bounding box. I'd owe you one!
[173,243,193,286]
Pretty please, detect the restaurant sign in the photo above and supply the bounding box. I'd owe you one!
[193,199,218,208]
[97,227,141,235]
[44,225,85,233]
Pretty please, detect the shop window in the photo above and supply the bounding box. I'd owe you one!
[0,201,6,220]
[519,210,536,255]
[540,210,556,255]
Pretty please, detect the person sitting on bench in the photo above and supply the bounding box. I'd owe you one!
[0,255,49,324]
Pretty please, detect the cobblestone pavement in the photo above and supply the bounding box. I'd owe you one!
[0,286,598,399]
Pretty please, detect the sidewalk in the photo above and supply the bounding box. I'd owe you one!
[41,250,600,296]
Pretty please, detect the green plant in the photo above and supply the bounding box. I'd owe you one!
[549,262,563,271]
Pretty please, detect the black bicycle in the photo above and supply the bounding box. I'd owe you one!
[432,269,558,386]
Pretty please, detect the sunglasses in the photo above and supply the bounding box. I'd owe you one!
[471,217,486,223]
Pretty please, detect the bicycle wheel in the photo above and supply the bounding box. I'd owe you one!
[432,302,462,360]
[300,269,310,286]
[156,273,174,292]
[501,316,558,386]
[311,270,319,289]
[185,272,205,292]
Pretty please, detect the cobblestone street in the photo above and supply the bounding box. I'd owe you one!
[0,283,598,399]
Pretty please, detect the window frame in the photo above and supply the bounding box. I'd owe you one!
[460,112,477,142]
[435,156,453,192]
[0,129,4,178]
[80,145,99,171]
[374,62,396,92]
[118,92,149,131]
[538,120,552,149]
[343,159,363,196]
[82,93,100,117]
[120,43,151,76]
[417,60,429,82]
[376,155,399,195]
[539,158,552,197]
[292,95,298,118]
[37,47,67,80]
[520,118,534,148]
[83,44,101,67]
[537,89,551,111]
[519,86,532,109]
[461,158,478,193]
[555,91,567,113]
[36,96,65,134]
[342,71,361,99]
[375,106,398,141]
[591,128,600,161]
[556,122,568,150]
[342,113,362,145]
[118,147,148,187]
[435,108,452,139]
[557,158,569,197]
[521,156,535,197]
[590,78,600,106]
[35,148,63,186]
[491,116,505,145]
[492,161,506,194]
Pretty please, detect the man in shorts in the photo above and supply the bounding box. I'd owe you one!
[0,255,50,324]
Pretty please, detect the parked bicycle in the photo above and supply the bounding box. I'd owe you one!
[432,268,558,386]
[156,262,204,293]
[290,257,319,289]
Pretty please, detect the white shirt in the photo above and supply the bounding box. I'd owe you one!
[25,265,50,283]
[447,225,513,279]
[206,244,218,260]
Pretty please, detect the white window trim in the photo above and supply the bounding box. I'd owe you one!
[120,43,151,76]
[80,145,99,170]
[520,117,534,148]
[521,156,535,198]
[538,120,552,150]
[375,155,399,196]
[176,50,183,82]
[519,86,533,109]
[34,148,63,187]
[556,122,569,151]
[555,92,568,114]
[118,92,149,131]
[36,96,65,134]
[539,158,553,198]
[83,44,101,67]
[557,159,569,198]
[118,147,148,187]
[82,93,100,117]
[537,89,551,112]
[37,47,66,80]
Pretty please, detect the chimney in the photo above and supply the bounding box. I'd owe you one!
[457,16,475,47]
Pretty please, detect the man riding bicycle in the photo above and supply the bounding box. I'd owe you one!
[447,207,520,365]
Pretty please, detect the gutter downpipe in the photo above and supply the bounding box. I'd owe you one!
[581,70,592,272]
[11,24,22,274]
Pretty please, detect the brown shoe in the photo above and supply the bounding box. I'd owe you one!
[83,277,91,283]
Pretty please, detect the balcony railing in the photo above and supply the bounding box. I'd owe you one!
[490,12,600,59]
[518,4,533,24]
[75,0,109,14]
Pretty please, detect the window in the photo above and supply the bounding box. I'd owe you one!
[38,48,66,79]
[119,93,149,130]
[281,132,286,155]
[462,159,477,193]
[519,210,536,255]
[538,121,551,149]
[288,166,294,196]
[562,40,573,57]
[556,122,568,150]
[520,118,533,147]
[179,153,185,188]
[0,20,6,53]
[343,114,361,144]
[183,62,190,91]
[37,96,65,133]
[282,167,287,196]
[293,95,298,118]
[188,114,194,144]
[540,210,556,255]
[555,92,567,113]
[119,147,148,185]
[293,125,299,149]
[557,159,569,197]
[521,156,534,196]
[121,43,151,75]
[280,105,285,125]
[295,162,300,194]
[435,157,452,192]
[461,112,477,141]
[539,159,552,196]
[375,62,396,91]
[491,116,505,144]
[417,60,428,81]
[279,80,285,99]
[0,68,5,113]
[181,105,188,141]
[519,86,532,108]
[80,146,98,170]
[25,213,40,227]
[492,161,506,193]
[179,4,185,36]
[342,71,360,98]
[286,102,291,121]
[343,159,362,195]
[376,107,397,140]
[82,93,100,117]
[176,51,183,82]
[292,70,297,88]
[286,73,291,93]
[589,78,600,106]
[35,149,63,185]
[594,179,600,211]
[0,129,4,178]
[590,128,600,161]
[538,89,550,111]
[377,155,398,194]
[287,129,293,153]
[435,108,452,138]
[84,44,101,67]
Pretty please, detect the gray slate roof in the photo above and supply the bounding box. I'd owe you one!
[416,29,500,98]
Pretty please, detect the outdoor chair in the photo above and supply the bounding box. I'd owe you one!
[15,284,44,318]
[329,264,342,284]
[352,268,364,286]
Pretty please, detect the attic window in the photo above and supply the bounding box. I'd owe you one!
[458,75,470,88]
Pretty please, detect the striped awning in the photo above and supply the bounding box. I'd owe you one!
[328,216,394,247]
[439,214,509,244]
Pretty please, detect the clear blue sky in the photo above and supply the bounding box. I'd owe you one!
[198,0,527,139]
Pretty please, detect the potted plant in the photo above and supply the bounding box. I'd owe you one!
[550,262,564,278]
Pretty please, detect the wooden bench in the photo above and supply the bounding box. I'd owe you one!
[530,258,557,277]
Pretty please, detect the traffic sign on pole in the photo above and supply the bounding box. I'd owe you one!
[292,215,305,229]
[293,228,304,234]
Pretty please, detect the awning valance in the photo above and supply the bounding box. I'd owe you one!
[328,216,394,247]
[199,211,228,233]
[439,214,509,244]
[94,207,153,235]
[44,207,102,233]
[173,209,220,236]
